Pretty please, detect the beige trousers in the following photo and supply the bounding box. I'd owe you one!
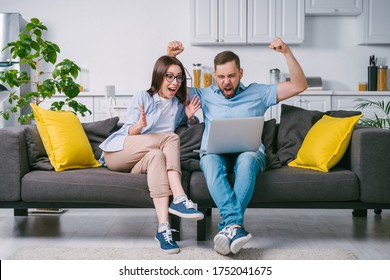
[104,133,181,198]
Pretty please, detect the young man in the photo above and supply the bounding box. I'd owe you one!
[167,38,308,255]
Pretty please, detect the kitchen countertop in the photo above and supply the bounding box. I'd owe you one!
[74,90,390,96]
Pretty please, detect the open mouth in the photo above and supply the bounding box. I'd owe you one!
[223,86,234,97]
[168,87,177,95]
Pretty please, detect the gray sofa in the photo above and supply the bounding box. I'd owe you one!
[1,105,390,241]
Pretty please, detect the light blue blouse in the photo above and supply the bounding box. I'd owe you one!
[98,91,185,163]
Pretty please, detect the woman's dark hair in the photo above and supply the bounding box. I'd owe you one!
[147,55,187,103]
[214,51,241,70]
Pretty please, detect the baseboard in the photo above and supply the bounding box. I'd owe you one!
[28,208,65,214]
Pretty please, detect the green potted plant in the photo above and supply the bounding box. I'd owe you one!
[354,98,390,129]
[0,17,90,124]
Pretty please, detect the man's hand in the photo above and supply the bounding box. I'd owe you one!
[185,95,201,125]
[167,41,184,57]
[269,37,290,54]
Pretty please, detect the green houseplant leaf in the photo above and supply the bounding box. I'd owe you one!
[0,17,90,124]
[354,98,390,129]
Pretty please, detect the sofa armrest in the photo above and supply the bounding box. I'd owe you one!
[350,126,390,203]
[0,126,30,201]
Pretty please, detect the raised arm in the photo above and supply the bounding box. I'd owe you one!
[269,37,308,102]
[167,40,192,108]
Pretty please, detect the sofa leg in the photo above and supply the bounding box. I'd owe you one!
[197,208,208,241]
[352,209,367,217]
[374,209,382,215]
[170,214,181,241]
[206,208,212,217]
[14,208,28,216]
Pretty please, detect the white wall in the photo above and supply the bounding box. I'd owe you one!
[1,0,389,93]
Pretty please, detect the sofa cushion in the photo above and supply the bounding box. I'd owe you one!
[21,168,152,206]
[189,166,359,205]
[31,104,101,172]
[262,118,283,170]
[288,114,362,172]
[275,105,362,166]
[175,123,204,171]
[82,117,120,159]
[24,126,54,171]
[251,166,360,203]
[21,168,191,206]
[25,117,119,170]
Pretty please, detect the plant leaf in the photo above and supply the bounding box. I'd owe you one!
[33,29,42,37]
[31,18,40,24]
[0,17,91,124]
[354,98,390,130]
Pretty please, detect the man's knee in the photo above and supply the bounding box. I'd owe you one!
[237,151,266,171]
[200,154,227,175]
[200,154,219,168]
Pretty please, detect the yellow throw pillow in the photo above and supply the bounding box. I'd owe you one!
[31,103,101,172]
[288,114,362,172]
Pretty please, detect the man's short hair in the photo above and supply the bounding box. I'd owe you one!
[214,51,241,70]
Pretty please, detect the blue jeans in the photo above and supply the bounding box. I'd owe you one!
[200,150,267,231]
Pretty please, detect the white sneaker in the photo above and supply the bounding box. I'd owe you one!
[213,226,231,255]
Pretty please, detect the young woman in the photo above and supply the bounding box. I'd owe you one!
[99,55,203,254]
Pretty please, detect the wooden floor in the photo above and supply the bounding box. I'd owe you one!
[0,208,389,260]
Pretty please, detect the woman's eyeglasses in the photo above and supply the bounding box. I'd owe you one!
[165,73,185,83]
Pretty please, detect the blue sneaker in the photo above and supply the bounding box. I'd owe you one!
[214,225,252,255]
[229,226,252,254]
[155,229,180,254]
[169,199,204,220]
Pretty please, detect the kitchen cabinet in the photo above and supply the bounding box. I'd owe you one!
[356,0,390,44]
[93,95,132,123]
[190,0,304,45]
[271,91,390,123]
[247,0,305,44]
[332,91,390,119]
[39,93,133,123]
[247,0,276,43]
[305,0,362,15]
[190,0,247,45]
[271,91,332,122]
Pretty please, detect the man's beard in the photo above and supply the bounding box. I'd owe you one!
[221,86,237,99]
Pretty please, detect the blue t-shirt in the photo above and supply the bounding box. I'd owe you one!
[190,82,277,153]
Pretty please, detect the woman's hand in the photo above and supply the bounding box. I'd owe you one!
[185,95,201,125]
[138,104,147,127]
[167,41,184,57]
[129,104,147,135]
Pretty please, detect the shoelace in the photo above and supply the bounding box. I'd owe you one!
[162,229,178,245]
[183,199,195,209]
[221,225,239,239]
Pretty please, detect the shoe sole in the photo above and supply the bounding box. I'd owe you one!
[154,237,180,254]
[230,233,252,254]
[213,234,231,255]
[168,208,204,220]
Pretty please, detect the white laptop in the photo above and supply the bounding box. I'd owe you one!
[194,117,264,154]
